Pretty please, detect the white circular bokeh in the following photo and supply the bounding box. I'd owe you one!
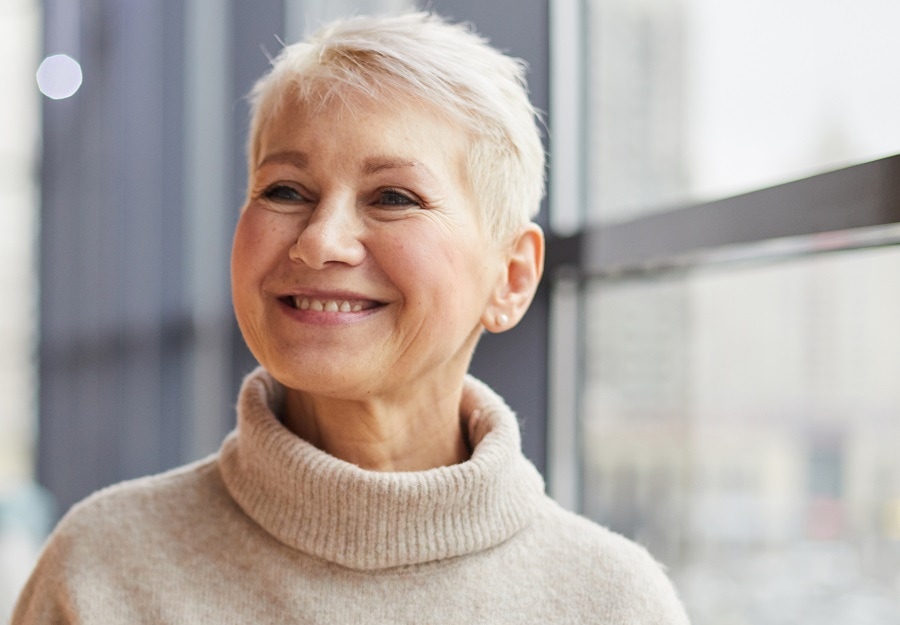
[36,54,83,100]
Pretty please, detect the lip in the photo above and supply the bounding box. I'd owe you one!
[274,289,387,326]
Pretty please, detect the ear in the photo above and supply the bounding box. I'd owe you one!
[482,223,545,333]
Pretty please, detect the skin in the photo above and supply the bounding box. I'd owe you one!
[231,93,544,472]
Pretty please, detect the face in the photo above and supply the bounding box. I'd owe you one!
[232,94,508,402]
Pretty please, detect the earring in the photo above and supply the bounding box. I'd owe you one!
[496,313,510,328]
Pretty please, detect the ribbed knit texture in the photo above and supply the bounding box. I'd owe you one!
[12,368,691,624]
[219,369,546,570]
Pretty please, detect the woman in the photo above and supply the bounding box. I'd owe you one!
[14,12,689,623]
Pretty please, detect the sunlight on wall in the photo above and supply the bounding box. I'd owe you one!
[0,0,43,618]
[0,0,39,483]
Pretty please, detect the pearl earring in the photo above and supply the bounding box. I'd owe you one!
[496,313,510,328]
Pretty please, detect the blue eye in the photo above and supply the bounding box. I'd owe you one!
[264,185,305,202]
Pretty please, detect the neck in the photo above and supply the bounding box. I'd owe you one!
[281,385,471,472]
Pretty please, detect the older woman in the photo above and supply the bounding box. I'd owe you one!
[14,12,689,624]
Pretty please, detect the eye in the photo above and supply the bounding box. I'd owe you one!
[263,184,306,203]
[378,189,419,207]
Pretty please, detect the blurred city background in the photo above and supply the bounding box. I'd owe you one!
[2,0,900,622]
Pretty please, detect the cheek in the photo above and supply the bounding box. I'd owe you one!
[232,217,277,352]
[231,226,257,296]
[381,234,462,300]
[232,211,288,279]
[231,214,279,323]
[383,231,492,320]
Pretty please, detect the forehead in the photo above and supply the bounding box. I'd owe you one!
[254,90,470,176]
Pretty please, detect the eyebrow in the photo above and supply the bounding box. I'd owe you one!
[362,157,441,188]
[258,151,437,182]
[362,157,422,175]
[256,151,309,170]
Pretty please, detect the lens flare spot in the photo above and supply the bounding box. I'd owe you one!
[36,54,83,100]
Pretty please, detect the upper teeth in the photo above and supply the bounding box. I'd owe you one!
[294,297,363,312]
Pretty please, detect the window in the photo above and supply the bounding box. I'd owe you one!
[550,0,900,621]
[582,245,900,621]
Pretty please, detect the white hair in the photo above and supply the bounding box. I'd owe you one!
[247,12,545,243]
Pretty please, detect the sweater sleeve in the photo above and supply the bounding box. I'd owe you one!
[530,503,692,624]
[10,529,78,625]
[10,479,165,625]
[594,539,691,624]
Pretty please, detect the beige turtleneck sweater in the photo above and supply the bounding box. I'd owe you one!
[13,368,690,624]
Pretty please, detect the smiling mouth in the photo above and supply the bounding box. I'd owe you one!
[281,296,381,313]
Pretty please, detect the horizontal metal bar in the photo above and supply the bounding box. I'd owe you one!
[576,153,900,276]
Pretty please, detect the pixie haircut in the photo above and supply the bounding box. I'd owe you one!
[247,12,545,243]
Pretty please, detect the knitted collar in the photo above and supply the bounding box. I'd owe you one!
[218,367,546,571]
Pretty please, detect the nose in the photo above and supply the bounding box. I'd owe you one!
[288,197,366,269]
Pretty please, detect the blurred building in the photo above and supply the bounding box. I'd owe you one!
[578,1,900,622]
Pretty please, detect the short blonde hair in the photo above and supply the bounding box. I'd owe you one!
[247,12,545,243]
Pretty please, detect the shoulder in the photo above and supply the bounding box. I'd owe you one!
[12,457,231,623]
[532,499,659,572]
[520,497,690,624]
[55,456,226,542]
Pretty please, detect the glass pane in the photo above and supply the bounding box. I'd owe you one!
[586,0,900,224]
[583,245,900,624]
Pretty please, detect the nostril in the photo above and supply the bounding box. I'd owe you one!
[288,222,366,268]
